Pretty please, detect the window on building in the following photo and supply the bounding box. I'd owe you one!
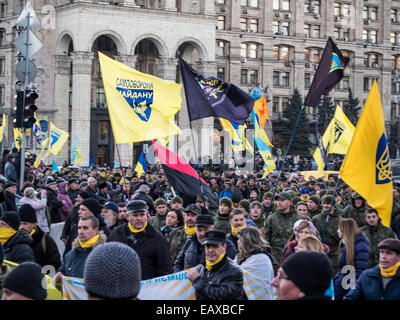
[0,57,4,76]
[282,22,290,35]
[241,69,248,84]
[312,49,320,63]
[0,29,5,47]
[363,6,378,20]
[248,43,257,58]
[273,46,279,60]
[217,67,225,81]
[305,73,311,88]
[273,71,280,86]
[216,40,226,56]
[216,0,225,4]
[241,43,247,57]
[250,19,258,32]
[304,24,311,37]
[273,21,279,34]
[0,85,4,106]
[391,9,397,22]
[217,16,225,30]
[393,55,400,69]
[273,0,289,11]
[1,3,6,18]
[241,18,247,31]
[391,103,399,119]
[313,0,321,14]
[334,2,340,16]
[363,29,377,43]
[334,27,340,40]
[282,72,290,87]
[273,0,279,10]
[305,0,311,13]
[279,46,289,61]
[311,25,320,38]
[282,97,290,109]
[249,70,258,85]
[241,0,258,7]
[304,48,310,61]
[272,96,280,113]
[96,87,106,108]
[342,76,349,89]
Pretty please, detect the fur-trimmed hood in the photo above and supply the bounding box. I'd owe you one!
[72,231,107,250]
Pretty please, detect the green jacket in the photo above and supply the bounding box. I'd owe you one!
[343,203,369,228]
[264,207,303,263]
[168,226,188,263]
[312,208,342,271]
[149,214,166,231]
[251,215,266,231]
[214,213,231,235]
[360,222,396,268]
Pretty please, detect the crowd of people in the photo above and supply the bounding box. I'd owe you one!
[0,147,399,300]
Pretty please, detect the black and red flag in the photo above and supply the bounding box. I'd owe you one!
[305,37,349,107]
[152,141,218,207]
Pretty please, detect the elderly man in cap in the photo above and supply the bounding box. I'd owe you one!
[0,211,34,263]
[101,201,122,231]
[174,214,237,272]
[187,230,246,300]
[345,238,400,300]
[264,192,303,264]
[271,251,334,300]
[4,154,17,184]
[108,199,172,280]
[3,182,18,212]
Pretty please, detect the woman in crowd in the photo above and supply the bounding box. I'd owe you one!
[333,218,370,300]
[295,201,310,219]
[161,209,184,239]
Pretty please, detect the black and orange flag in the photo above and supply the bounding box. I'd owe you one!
[305,37,349,107]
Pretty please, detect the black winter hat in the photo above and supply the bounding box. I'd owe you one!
[18,204,37,223]
[78,191,91,199]
[231,190,242,203]
[0,211,20,230]
[282,251,333,296]
[195,214,214,227]
[81,199,101,217]
[3,262,47,300]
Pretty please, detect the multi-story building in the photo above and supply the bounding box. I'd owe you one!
[0,0,399,165]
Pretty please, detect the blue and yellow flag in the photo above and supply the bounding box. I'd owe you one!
[52,160,60,173]
[71,135,82,165]
[340,81,392,227]
[98,52,182,144]
[251,110,273,147]
[219,118,253,154]
[0,113,6,143]
[254,136,276,177]
[135,152,147,178]
[13,128,22,151]
[47,122,69,155]
[34,137,49,168]
[313,105,355,172]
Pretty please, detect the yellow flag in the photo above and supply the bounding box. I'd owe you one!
[340,80,393,227]
[47,122,69,155]
[98,52,182,144]
[71,135,82,165]
[34,138,49,168]
[13,128,22,151]
[219,118,253,154]
[313,105,355,172]
[0,113,6,143]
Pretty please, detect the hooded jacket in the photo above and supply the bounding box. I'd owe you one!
[58,231,107,278]
[57,181,74,222]
[3,230,35,264]
[343,198,369,228]
[46,187,64,224]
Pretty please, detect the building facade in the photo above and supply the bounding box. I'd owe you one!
[0,0,400,166]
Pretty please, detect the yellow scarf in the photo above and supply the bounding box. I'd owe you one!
[78,234,99,248]
[231,225,246,237]
[300,195,309,202]
[206,253,226,272]
[184,225,196,235]
[30,228,36,237]
[380,262,400,277]
[128,221,147,234]
[0,227,17,245]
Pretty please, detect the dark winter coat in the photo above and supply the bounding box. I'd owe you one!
[360,222,396,267]
[96,191,111,205]
[46,187,64,224]
[333,233,370,300]
[86,186,97,200]
[108,222,172,280]
[3,230,35,264]
[3,191,17,212]
[58,232,107,278]
[214,213,231,235]
[67,188,80,203]
[173,235,238,272]
[30,226,61,270]
[345,265,400,300]
[192,254,247,300]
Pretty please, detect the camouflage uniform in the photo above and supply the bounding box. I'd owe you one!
[168,226,189,263]
[360,222,396,268]
[214,213,231,235]
[343,201,369,228]
[264,207,303,264]
[149,214,166,231]
[312,207,342,271]
[251,215,266,232]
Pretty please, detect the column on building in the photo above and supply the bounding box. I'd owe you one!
[293,0,304,37]
[114,54,138,166]
[53,55,72,164]
[159,0,176,11]
[200,0,215,15]
[354,0,364,42]
[230,0,241,31]
[382,51,393,123]
[293,44,306,99]
[352,52,364,110]
[324,0,335,39]
[71,52,93,166]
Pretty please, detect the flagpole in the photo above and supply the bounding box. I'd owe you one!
[321,175,341,243]
[115,143,123,169]
[266,104,305,214]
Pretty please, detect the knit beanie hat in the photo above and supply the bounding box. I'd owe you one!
[239,199,250,213]
[103,202,119,215]
[78,191,91,199]
[219,197,232,208]
[282,251,333,296]
[84,242,141,299]
[309,195,320,206]
[0,211,20,230]
[81,199,101,217]
[18,204,37,223]
[154,198,168,208]
[321,195,334,205]
[3,262,47,300]
[171,196,183,205]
